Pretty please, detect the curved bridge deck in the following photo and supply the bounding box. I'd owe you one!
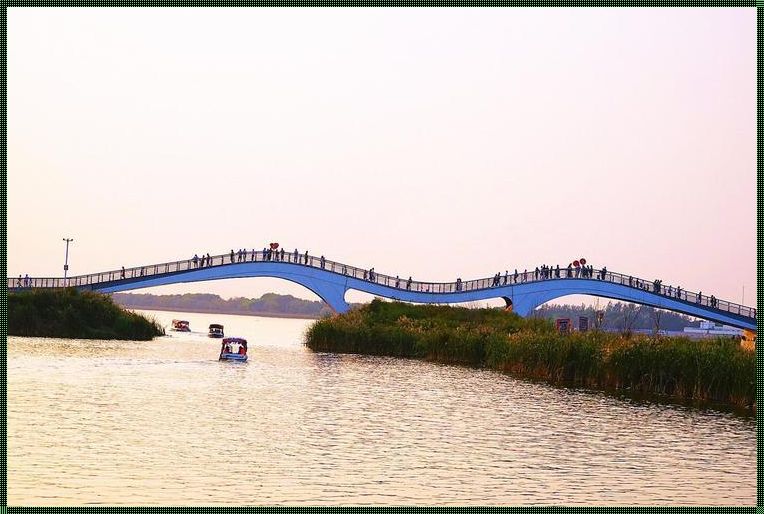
[9,250,757,330]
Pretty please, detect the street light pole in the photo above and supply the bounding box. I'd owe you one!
[63,238,74,280]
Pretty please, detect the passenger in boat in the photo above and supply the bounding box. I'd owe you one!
[238,344,246,356]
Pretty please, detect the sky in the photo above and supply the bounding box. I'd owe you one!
[8,8,756,306]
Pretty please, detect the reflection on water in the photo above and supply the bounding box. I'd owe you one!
[8,310,755,505]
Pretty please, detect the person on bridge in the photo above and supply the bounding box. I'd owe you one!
[230,250,235,263]
[395,276,400,288]
[304,250,309,264]
[16,275,21,287]
[320,255,326,269]
[121,267,125,279]
[504,270,508,285]
[407,276,412,290]
[280,248,285,261]
[697,291,702,304]
[513,269,518,283]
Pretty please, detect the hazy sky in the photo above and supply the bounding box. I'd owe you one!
[8,8,755,306]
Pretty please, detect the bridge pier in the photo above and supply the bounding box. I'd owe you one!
[501,293,549,317]
[303,279,350,314]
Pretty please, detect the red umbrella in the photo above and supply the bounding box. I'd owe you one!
[573,260,580,268]
[580,258,587,265]
[270,242,279,250]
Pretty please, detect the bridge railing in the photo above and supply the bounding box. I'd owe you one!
[9,250,756,320]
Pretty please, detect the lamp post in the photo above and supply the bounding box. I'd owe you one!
[63,238,74,283]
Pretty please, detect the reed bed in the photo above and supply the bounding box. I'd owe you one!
[306,300,754,410]
[9,288,165,340]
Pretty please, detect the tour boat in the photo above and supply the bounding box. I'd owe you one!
[219,337,248,362]
[208,323,225,338]
[171,319,191,332]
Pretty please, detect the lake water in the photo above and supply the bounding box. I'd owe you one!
[8,309,756,505]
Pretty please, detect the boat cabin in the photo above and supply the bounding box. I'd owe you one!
[219,337,248,362]
[171,319,191,332]
[208,323,225,338]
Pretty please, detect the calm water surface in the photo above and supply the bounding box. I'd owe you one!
[8,310,755,505]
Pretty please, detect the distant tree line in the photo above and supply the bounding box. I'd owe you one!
[112,292,700,329]
[532,302,698,331]
[112,292,336,318]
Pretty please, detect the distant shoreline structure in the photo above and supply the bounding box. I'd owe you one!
[110,292,335,320]
[125,304,322,320]
[111,292,712,331]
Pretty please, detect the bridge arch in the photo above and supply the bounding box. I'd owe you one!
[10,251,756,331]
[93,262,352,314]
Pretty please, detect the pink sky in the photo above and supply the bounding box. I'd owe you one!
[8,8,755,306]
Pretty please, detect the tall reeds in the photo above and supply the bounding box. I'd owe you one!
[9,288,165,340]
[305,299,754,409]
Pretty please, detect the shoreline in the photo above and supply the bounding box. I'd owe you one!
[121,304,322,320]
[9,289,164,340]
[305,300,754,413]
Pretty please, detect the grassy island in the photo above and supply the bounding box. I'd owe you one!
[306,300,754,410]
[9,288,165,340]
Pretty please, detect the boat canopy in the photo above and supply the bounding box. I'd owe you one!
[223,337,247,347]
[209,324,224,330]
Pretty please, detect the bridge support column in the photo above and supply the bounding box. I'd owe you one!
[502,293,548,317]
[306,280,350,314]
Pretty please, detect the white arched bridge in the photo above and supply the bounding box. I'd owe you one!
[9,250,756,331]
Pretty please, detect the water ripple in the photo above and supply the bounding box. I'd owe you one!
[8,311,755,505]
